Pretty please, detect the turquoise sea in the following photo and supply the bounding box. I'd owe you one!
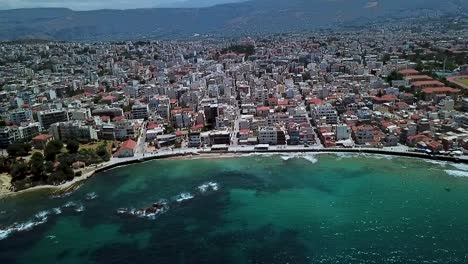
[1,153,468,263]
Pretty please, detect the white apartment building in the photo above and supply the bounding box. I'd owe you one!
[312,104,338,124]
[335,124,351,141]
[258,126,277,145]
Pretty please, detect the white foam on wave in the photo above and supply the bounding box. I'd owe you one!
[333,152,355,159]
[445,170,468,178]
[0,199,88,240]
[75,205,85,212]
[279,153,318,164]
[240,153,276,158]
[0,210,50,240]
[450,163,468,171]
[424,160,448,167]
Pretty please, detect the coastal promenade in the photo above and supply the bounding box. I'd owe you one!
[98,145,468,175]
[3,145,467,197]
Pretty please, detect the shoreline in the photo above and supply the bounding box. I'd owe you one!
[1,147,467,198]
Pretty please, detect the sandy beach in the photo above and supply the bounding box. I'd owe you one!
[0,173,12,197]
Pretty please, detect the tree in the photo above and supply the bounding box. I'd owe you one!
[7,143,31,157]
[164,125,175,134]
[45,161,55,173]
[93,95,102,104]
[44,140,63,161]
[66,140,80,154]
[29,152,45,179]
[10,162,28,181]
[385,71,404,84]
[96,144,110,162]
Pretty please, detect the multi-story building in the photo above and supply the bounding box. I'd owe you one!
[188,131,201,147]
[173,113,192,128]
[354,126,374,145]
[335,124,351,141]
[9,109,33,125]
[18,122,41,141]
[68,108,92,121]
[208,130,230,145]
[114,120,138,140]
[50,121,98,142]
[258,126,278,145]
[37,109,69,129]
[0,127,14,148]
[131,104,149,120]
[311,104,339,125]
[92,107,124,118]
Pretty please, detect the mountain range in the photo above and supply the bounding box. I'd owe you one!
[0,0,467,41]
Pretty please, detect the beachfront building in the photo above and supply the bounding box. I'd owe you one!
[354,125,374,145]
[113,139,137,158]
[336,124,351,141]
[188,131,201,147]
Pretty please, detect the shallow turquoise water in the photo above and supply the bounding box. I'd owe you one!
[1,153,468,263]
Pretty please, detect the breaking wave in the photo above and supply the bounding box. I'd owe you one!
[444,170,468,178]
[279,153,318,163]
[0,200,86,240]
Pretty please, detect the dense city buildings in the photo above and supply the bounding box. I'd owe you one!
[1,25,468,157]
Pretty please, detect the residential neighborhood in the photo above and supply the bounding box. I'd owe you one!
[1,27,468,163]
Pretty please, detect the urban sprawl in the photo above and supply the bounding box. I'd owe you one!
[1,27,468,189]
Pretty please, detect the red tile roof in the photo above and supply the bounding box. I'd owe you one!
[422,87,461,94]
[120,139,137,150]
[399,69,420,75]
[411,80,445,87]
[33,134,53,141]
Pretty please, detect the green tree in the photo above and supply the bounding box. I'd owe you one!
[45,161,55,173]
[385,71,404,84]
[29,152,45,179]
[66,140,80,154]
[10,162,28,181]
[7,143,31,157]
[44,140,64,161]
[58,164,74,181]
[93,95,102,104]
[96,144,110,162]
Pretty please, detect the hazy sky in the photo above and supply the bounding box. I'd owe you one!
[1,0,245,10]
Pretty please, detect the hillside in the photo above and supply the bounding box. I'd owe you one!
[0,0,466,41]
